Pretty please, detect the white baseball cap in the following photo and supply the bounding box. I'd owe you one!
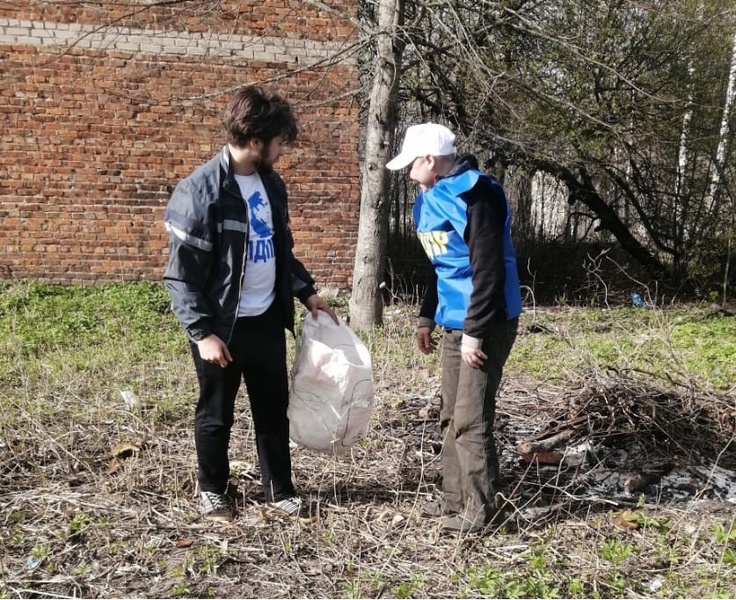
[385,123,457,170]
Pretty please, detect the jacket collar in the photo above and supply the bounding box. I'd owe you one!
[220,146,238,186]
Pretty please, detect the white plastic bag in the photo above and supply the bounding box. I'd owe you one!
[288,311,374,454]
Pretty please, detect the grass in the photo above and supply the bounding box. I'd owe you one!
[508,304,736,390]
[0,281,734,598]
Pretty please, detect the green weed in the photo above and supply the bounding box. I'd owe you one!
[393,573,425,598]
[599,539,638,565]
[196,541,223,575]
[712,519,736,544]
[458,563,561,599]
[69,512,91,536]
[30,543,51,562]
[722,548,736,567]
[629,510,671,533]
[170,582,191,598]
[341,580,361,599]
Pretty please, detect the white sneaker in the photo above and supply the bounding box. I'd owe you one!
[201,491,234,522]
[269,496,316,521]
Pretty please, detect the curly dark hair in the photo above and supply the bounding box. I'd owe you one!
[223,85,298,147]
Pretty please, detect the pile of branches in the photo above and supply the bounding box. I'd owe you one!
[516,370,735,468]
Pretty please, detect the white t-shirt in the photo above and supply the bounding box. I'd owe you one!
[234,173,276,316]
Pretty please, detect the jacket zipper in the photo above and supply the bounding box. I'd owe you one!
[226,184,249,346]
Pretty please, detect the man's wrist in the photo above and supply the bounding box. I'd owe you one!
[190,329,212,342]
[297,285,318,304]
[461,333,482,349]
[417,317,436,330]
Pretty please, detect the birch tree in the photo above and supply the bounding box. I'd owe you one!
[709,30,736,202]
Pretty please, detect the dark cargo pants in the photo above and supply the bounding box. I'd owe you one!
[439,318,518,524]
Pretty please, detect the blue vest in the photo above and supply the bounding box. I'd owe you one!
[413,169,522,329]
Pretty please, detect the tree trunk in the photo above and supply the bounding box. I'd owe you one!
[709,30,736,202]
[349,0,404,331]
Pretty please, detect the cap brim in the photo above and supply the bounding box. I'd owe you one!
[385,152,415,170]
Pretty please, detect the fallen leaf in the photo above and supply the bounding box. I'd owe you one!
[613,509,639,531]
[521,451,563,465]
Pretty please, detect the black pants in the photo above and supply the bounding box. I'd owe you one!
[190,302,295,503]
[440,318,518,523]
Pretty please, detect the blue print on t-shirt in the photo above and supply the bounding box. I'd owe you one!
[247,191,273,238]
[246,191,274,263]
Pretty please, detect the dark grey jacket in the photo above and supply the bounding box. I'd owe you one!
[163,146,316,343]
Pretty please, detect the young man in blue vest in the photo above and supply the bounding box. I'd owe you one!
[387,124,522,533]
[164,86,337,522]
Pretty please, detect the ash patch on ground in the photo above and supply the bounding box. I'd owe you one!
[402,369,736,527]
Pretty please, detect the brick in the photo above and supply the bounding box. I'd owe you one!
[1,1,360,291]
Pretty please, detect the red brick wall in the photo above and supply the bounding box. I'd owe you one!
[0,1,360,292]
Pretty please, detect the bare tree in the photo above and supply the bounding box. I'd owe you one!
[349,0,405,330]
[390,0,736,293]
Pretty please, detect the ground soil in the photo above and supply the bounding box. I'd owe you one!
[2,333,735,598]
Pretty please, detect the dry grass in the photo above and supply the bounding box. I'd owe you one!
[1,287,735,598]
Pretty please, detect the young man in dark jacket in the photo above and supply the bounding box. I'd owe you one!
[387,123,522,533]
[164,85,337,522]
